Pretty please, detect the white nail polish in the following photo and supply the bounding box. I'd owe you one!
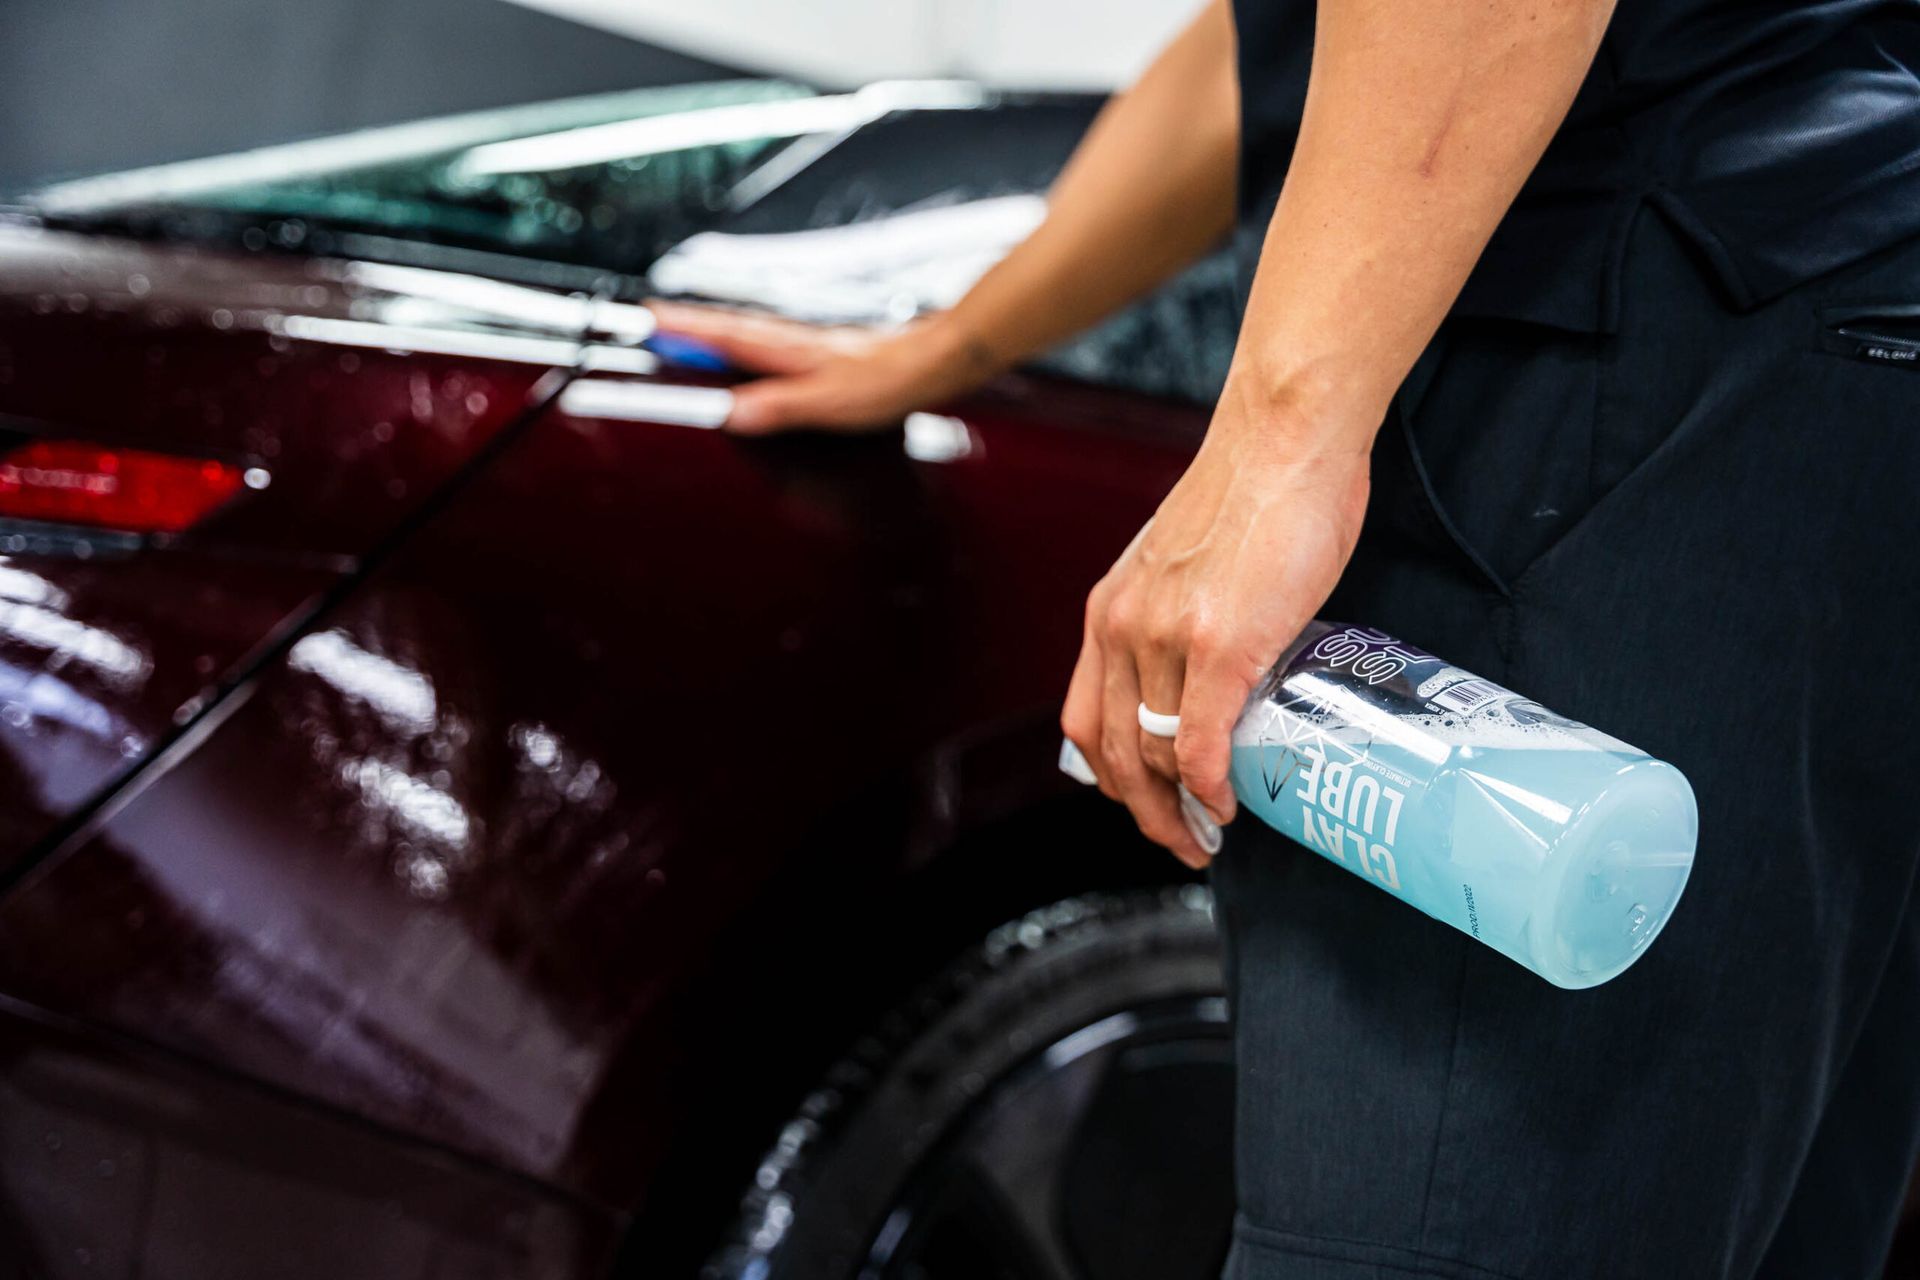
[1058,739,1099,786]
[1179,785,1223,855]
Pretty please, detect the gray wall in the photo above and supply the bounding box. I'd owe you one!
[0,0,743,191]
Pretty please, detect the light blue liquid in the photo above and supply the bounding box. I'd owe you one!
[1227,688,1696,989]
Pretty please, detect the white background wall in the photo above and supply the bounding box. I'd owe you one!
[1,0,738,189]
[503,0,1205,89]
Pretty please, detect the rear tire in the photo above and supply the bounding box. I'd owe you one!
[705,887,1233,1280]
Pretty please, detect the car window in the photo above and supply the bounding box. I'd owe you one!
[23,81,819,276]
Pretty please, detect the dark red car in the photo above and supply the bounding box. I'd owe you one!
[0,80,1240,1279]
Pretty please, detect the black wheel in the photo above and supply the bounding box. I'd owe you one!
[705,887,1233,1280]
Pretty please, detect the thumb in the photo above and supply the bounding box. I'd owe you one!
[645,299,853,376]
[728,371,909,435]
[727,376,835,434]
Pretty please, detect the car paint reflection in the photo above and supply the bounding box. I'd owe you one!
[289,630,438,736]
[0,597,150,686]
[0,658,136,764]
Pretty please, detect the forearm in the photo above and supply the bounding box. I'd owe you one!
[1063,0,1619,864]
[922,0,1240,379]
[1235,0,1614,448]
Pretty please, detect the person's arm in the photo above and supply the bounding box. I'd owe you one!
[647,0,1240,432]
[1063,0,1616,867]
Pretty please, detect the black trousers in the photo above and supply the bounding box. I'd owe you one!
[1214,208,1920,1279]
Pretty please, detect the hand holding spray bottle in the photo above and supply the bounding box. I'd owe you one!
[1062,622,1696,988]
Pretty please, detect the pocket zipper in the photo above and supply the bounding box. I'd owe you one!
[1816,305,1920,369]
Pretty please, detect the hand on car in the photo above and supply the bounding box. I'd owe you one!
[654,301,1376,874]
[1060,377,1373,869]
[645,301,999,434]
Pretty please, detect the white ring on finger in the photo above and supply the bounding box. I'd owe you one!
[1136,702,1181,739]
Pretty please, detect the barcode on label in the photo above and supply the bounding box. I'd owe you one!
[1430,678,1503,715]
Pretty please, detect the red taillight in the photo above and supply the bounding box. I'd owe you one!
[0,440,252,534]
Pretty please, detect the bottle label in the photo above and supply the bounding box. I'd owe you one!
[1232,623,1630,900]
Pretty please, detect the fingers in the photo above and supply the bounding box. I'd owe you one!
[648,300,931,435]
[1173,631,1250,825]
[644,299,865,375]
[726,376,819,433]
[1077,568,1247,868]
[726,372,904,435]
[1099,611,1211,871]
[1066,585,1205,866]
[1134,632,1185,788]
[1061,596,1109,795]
